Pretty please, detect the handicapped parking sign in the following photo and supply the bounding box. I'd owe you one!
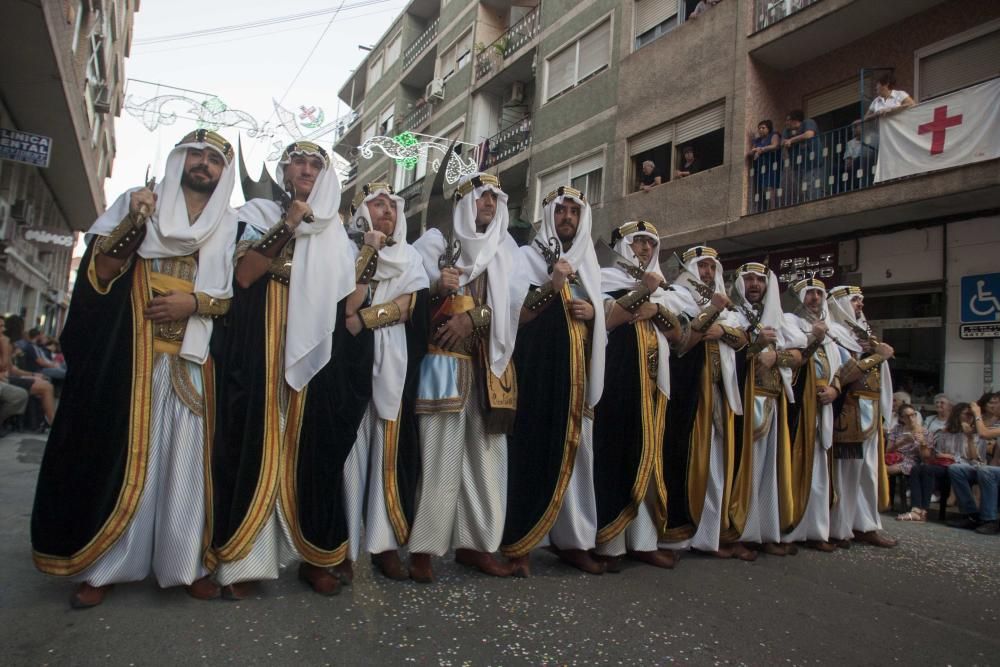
[961,273,1000,323]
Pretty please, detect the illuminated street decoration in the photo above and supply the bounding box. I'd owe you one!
[358,131,479,184]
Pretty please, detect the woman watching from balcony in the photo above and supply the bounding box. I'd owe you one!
[748,119,780,212]
[864,73,915,121]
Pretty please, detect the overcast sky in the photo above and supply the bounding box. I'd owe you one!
[106,0,404,206]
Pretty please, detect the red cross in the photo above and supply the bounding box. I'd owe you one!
[917,105,963,155]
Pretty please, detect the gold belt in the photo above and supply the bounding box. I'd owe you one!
[149,271,194,355]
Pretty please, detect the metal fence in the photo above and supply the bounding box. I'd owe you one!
[401,103,432,133]
[474,5,541,81]
[753,0,823,32]
[481,116,532,169]
[748,120,880,213]
[403,17,439,69]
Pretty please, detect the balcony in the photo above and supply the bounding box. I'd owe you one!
[401,102,432,133]
[404,17,439,70]
[334,106,363,143]
[481,116,532,169]
[475,5,542,82]
[752,0,823,33]
[398,178,424,205]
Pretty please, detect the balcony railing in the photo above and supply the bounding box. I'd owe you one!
[334,106,363,142]
[753,0,823,33]
[475,5,541,81]
[398,178,424,203]
[403,17,439,69]
[748,120,880,213]
[343,160,359,183]
[401,102,432,132]
[481,116,532,169]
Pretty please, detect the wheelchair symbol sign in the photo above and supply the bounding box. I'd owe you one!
[961,273,1000,323]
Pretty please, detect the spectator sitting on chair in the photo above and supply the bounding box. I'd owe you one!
[944,401,991,530]
[0,321,29,434]
[46,339,66,369]
[17,327,65,383]
[638,160,662,192]
[887,404,928,521]
[890,390,911,425]
[842,120,876,192]
[924,393,952,435]
[675,146,701,179]
[2,316,56,428]
[967,398,1000,534]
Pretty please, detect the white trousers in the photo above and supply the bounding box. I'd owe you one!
[214,499,299,586]
[75,355,208,588]
[594,494,659,557]
[409,384,507,556]
[782,422,831,543]
[738,399,781,544]
[829,431,883,540]
[548,415,598,551]
[344,403,403,561]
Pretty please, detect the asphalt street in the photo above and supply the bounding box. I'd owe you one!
[2,430,998,666]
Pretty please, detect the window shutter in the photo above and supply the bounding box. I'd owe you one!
[362,122,376,143]
[537,167,570,218]
[457,30,473,59]
[630,122,674,156]
[386,34,401,65]
[919,28,1000,100]
[675,102,725,144]
[546,45,576,98]
[805,80,860,118]
[634,0,677,38]
[578,20,611,81]
[571,151,604,177]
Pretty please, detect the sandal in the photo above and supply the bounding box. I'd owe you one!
[895,509,926,522]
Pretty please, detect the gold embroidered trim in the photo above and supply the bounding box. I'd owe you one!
[169,355,205,417]
[382,416,410,545]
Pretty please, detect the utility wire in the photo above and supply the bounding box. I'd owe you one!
[134,0,393,45]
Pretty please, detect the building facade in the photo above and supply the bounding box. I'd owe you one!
[0,0,138,333]
[333,0,1000,405]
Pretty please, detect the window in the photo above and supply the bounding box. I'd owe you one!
[805,79,863,132]
[634,0,678,50]
[367,53,383,91]
[385,33,402,66]
[628,102,725,191]
[535,152,605,220]
[439,30,473,81]
[71,1,85,53]
[915,21,1000,100]
[379,104,395,135]
[544,19,611,102]
[362,121,376,144]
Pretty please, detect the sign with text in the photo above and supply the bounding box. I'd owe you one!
[722,243,840,287]
[960,272,1000,323]
[0,129,52,168]
[959,323,1000,340]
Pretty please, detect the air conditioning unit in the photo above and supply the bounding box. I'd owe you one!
[94,84,112,114]
[425,78,445,102]
[507,81,525,105]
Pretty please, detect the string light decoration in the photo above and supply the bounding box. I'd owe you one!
[357,131,479,184]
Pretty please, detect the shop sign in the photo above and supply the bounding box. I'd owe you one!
[0,129,52,168]
[959,323,1000,339]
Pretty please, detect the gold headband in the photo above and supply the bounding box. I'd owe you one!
[176,129,234,163]
[351,182,395,214]
[682,246,719,263]
[793,278,826,294]
[455,174,502,200]
[542,186,586,207]
[281,140,331,167]
[737,262,768,276]
[829,285,863,299]
[612,220,659,243]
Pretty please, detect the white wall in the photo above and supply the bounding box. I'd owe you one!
[944,215,1000,400]
[857,226,943,286]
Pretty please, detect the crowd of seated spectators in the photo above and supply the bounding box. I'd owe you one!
[0,315,60,437]
[887,391,1000,535]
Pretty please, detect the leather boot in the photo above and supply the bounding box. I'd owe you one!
[557,548,606,575]
[70,583,112,609]
[221,581,258,601]
[371,550,409,581]
[455,549,513,577]
[298,563,341,596]
[409,552,434,583]
[628,549,678,570]
[333,559,354,586]
[186,575,221,600]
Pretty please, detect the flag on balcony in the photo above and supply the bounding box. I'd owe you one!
[874,76,1000,183]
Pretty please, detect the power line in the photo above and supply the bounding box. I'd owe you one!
[134,0,394,45]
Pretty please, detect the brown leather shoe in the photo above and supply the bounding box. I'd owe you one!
[592,554,623,573]
[186,575,221,600]
[805,539,837,553]
[729,542,759,562]
[853,530,899,548]
[408,552,434,583]
[333,559,354,586]
[372,550,409,581]
[508,554,531,578]
[455,549,514,577]
[628,549,678,569]
[298,563,341,596]
[70,583,112,609]
[221,581,257,601]
[557,548,606,575]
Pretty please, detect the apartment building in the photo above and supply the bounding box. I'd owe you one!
[0,0,138,332]
[334,0,1000,402]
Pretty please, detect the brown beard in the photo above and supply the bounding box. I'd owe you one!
[181,168,219,194]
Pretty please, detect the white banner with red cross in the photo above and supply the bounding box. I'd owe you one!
[874,76,1000,183]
